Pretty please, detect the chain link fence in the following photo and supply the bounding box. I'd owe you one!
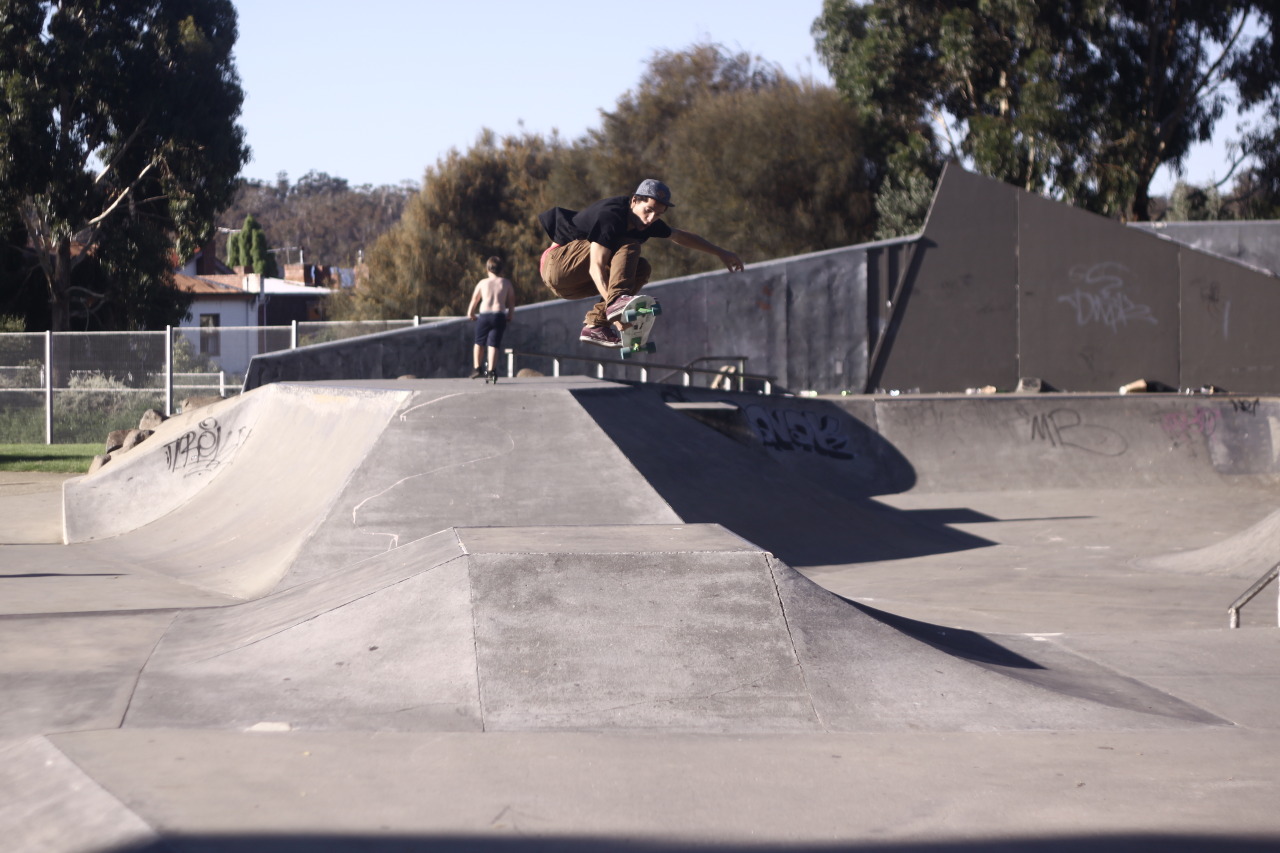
[0,318,447,444]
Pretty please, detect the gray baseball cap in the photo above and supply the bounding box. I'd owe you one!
[633,179,675,207]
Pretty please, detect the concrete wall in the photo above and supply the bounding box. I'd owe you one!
[1130,220,1280,276]
[244,246,872,393]
[244,167,1280,395]
[872,165,1280,394]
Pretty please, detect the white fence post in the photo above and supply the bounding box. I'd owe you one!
[44,331,52,445]
[291,320,298,349]
[165,326,174,416]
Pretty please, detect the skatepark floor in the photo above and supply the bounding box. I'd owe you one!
[3,381,1280,853]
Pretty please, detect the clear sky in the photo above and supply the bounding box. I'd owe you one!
[230,0,1230,197]
[231,0,833,188]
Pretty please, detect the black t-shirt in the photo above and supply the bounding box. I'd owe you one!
[538,196,673,251]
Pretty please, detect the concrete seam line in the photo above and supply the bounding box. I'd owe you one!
[765,555,827,732]
[118,611,180,729]
[464,554,487,732]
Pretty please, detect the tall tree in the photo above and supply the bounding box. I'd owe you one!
[585,43,783,195]
[333,131,559,320]
[239,213,278,278]
[0,0,249,330]
[338,43,876,319]
[813,0,1280,229]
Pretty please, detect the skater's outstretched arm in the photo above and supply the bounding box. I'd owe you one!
[670,229,744,273]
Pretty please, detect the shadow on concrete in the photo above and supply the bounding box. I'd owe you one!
[849,599,1045,669]
[574,385,991,568]
[107,832,1280,852]
[648,384,918,499]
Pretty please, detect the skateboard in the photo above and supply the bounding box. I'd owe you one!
[485,369,499,384]
[617,295,662,359]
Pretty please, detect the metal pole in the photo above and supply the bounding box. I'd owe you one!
[506,350,514,377]
[44,331,52,445]
[290,320,298,349]
[165,326,174,416]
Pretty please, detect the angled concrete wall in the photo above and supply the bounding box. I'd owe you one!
[873,165,1280,393]
[1130,220,1280,276]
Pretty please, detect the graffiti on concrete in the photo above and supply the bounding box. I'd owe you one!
[163,417,245,474]
[1057,262,1157,333]
[1160,407,1219,441]
[1200,281,1232,340]
[1030,409,1128,456]
[744,404,855,459]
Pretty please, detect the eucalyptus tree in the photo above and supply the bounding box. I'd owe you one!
[814,0,1280,230]
[0,0,249,329]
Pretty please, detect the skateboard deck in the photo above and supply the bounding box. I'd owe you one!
[617,295,661,359]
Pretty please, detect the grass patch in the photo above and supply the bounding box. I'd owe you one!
[0,443,99,473]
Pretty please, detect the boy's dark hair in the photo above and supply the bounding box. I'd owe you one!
[485,256,503,274]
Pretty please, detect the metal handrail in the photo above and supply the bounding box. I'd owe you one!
[502,348,777,395]
[653,355,749,387]
[1228,563,1280,628]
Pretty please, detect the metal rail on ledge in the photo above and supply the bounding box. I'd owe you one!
[502,348,777,395]
[1228,563,1280,629]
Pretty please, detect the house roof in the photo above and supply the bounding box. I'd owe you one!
[172,273,255,299]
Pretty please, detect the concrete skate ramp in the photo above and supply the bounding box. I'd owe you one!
[1135,506,1280,578]
[863,394,1280,493]
[570,384,985,566]
[60,383,411,599]
[273,377,684,590]
[123,525,1223,733]
[663,385,1280,495]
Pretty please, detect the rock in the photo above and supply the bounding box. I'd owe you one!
[105,429,129,453]
[119,429,152,453]
[516,368,545,378]
[138,409,167,430]
[178,396,223,414]
[87,454,111,475]
[397,374,418,380]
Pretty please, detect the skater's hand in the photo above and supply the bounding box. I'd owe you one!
[720,250,744,273]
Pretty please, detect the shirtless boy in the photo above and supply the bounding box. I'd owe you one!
[538,179,743,347]
[466,256,517,378]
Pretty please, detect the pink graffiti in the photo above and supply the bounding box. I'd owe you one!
[1160,408,1219,440]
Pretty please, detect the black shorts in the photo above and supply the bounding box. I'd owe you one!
[474,312,507,347]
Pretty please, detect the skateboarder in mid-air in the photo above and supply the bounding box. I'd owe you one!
[538,179,744,348]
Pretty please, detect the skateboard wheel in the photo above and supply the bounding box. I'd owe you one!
[623,308,639,323]
[650,303,662,316]
[644,342,657,353]
[620,349,634,360]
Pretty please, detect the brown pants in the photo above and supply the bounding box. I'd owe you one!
[540,240,652,327]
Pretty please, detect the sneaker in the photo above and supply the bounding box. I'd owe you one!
[605,294,638,320]
[469,368,485,379]
[579,324,622,348]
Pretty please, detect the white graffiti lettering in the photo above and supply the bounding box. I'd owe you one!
[1057,262,1157,333]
